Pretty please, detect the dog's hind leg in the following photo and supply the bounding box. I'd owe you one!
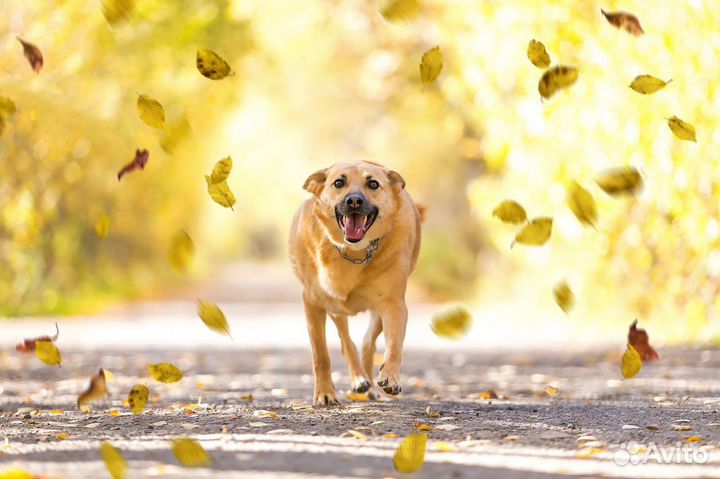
[304,297,339,406]
[330,314,371,394]
[361,312,383,386]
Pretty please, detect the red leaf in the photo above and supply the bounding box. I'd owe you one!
[17,36,44,73]
[117,148,149,181]
[628,319,659,362]
[601,9,644,36]
[16,322,59,353]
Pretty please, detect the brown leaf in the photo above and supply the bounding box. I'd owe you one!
[601,9,644,36]
[628,319,659,362]
[77,369,108,407]
[16,322,59,352]
[17,37,44,73]
[117,148,149,181]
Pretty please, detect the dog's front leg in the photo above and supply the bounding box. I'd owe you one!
[304,297,340,406]
[376,300,407,396]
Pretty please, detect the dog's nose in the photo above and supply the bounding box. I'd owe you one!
[345,193,364,209]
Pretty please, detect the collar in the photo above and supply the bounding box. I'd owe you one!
[336,238,380,265]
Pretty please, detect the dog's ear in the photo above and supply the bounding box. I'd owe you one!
[303,169,327,196]
[386,169,405,191]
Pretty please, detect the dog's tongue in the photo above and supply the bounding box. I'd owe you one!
[344,214,366,241]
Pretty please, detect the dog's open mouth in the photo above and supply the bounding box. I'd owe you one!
[336,211,377,243]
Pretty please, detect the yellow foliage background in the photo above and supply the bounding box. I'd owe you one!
[2,0,720,343]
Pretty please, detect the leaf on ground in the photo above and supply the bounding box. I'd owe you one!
[425,406,440,418]
[553,281,575,313]
[55,433,70,440]
[628,319,659,362]
[95,212,110,239]
[148,363,183,383]
[596,166,643,196]
[172,438,212,467]
[567,181,597,227]
[240,394,253,402]
[347,430,368,440]
[433,441,455,452]
[383,433,399,438]
[393,433,427,473]
[196,49,233,80]
[17,37,43,73]
[601,9,644,36]
[479,389,498,400]
[137,95,165,129]
[117,148,149,181]
[168,230,195,274]
[346,392,369,402]
[35,340,61,367]
[380,0,421,22]
[685,435,702,443]
[513,217,552,246]
[620,344,642,379]
[197,300,231,336]
[16,322,59,352]
[430,305,473,340]
[253,410,279,419]
[209,156,233,184]
[414,423,433,431]
[102,0,134,25]
[435,424,459,431]
[629,75,671,94]
[100,441,128,479]
[544,385,560,397]
[673,424,692,431]
[128,384,149,414]
[667,115,697,142]
[492,200,527,224]
[77,369,107,407]
[420,46,442,86]
[527,39,551,69]
[538,65,578,100]
[205,176,236,209]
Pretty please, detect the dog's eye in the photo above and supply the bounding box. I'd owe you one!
[367,180,380,190]
[333,179,345,188]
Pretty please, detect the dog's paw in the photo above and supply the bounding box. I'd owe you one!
[314,390,341,406]
[351,377,372,394]
[377,373,402,396]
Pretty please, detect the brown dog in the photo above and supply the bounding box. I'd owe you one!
[289,160,422,405]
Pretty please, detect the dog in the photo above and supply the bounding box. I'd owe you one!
[289,160,423,405]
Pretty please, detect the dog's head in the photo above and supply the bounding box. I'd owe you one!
[304,160,405,247]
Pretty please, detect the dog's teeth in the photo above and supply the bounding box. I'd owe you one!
[363,215,369,226]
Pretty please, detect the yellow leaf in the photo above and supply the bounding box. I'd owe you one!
[685,435,703,443]
[393,433,426,473]
[621,344,642,379]
[538,65,578,100]
[137,94,165,129]
[209,156,233,184]
[253,410,279,419]
[674,424,692,431]
[0,97,17,115]
[527,39,551,69]
[171,438,212,467]
[240,394,253,402]
[629,75,671,95]
[168,230,195,274]
[479,389,498,400]
[100,441,128,479]
[101,0,134,25]
[430,305,473,340]
[77,368,107,407]
[667,115,697,142]
[380,0,420,22]
[50,409,64,415]
[383,433,399,438]
[425,406,440,418]
[346,392,369,402]
[160,116,191,154]
[108,411,120,417]
[419,46,442,86]
[55,433,70,440]
[553,281,575,313]
[347,429,368,440]
[95,212,110,239]
[35,340,61,367]
[596,166,643,197]
[544,385,559,397]
[504,435,522,441]
[576,448,607,458]
[0,468,34,479]
[196,49,233,80]
[414,423,433,431]
[492,200,527,224]
[433,441,455,452]
[513,217,553,246]
[148,363,183,383]
[567,181,597,227]
[197,300,232,336]
[205,176,236,209]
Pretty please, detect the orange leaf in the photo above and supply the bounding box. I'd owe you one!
[601,9,644,36]
[17,37,43,73]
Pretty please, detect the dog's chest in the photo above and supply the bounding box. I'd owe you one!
[313,259,378,315]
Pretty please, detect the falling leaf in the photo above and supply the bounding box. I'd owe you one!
[95,212,110,239]
[168,230,195,274]
[0,469,35,479]
[197,300,232,336]
[567,181,597,227]
[628,320,659,362]
[430,305,473,340]
[100,441,127,479]
[347,429,368,440]
[544,385,559,397]
[35,340,61,367]
[78,369,107,407]
[209,156,233,184]
[172,438,212,467]
[137,95,165,129]
[117,148,149,181]
[538,65,578,100]
[629,75,671,95]
[0,97,17,115]
[492,200,527,224]
[601,9,644,36]
[205,176,236,209]
[148,363,183,383]
[685,435,703,443]
[160,116,191,154]
[16,322,59,352]
[380,0,421,22]
[17,37,43,73]
[102,0,134,25]
[513,217,553,246]
[620,344,642,379]
[596,166,643,196]
[128,384,149,414]
[667,116,697,142]
[553,281,575,313]
[196,49,233,80]
[419,46,443,86]
[527,39,551,69]
[393,433,427,473]
[425,406,440,418]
